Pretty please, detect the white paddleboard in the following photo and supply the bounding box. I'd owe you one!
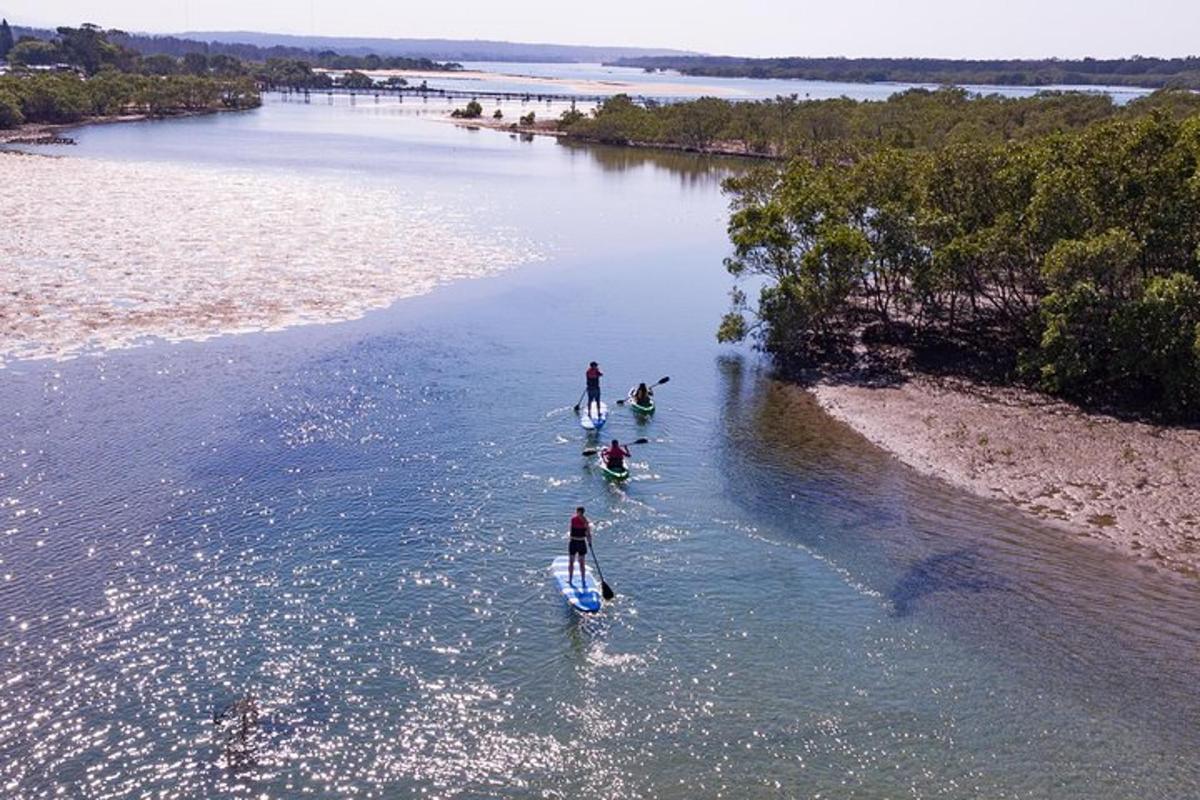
[550,555,602,613]
[580,401,608,430]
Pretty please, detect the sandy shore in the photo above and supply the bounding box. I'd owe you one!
[353,67,747,98]
[810,375,1200,575]
[0,152,540,365]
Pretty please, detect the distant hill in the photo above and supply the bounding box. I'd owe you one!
[181,31,698,63]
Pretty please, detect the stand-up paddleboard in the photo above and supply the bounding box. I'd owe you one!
[580,401,608,431]
[551,556,603,613]
[627,387,655,415]
[597,454,630,481]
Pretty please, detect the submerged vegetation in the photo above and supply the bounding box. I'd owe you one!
[611,55,1200,90]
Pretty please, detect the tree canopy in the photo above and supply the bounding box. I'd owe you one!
[611,55,1200,91]
[718,110,1200,420]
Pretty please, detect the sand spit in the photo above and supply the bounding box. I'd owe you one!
[811,376,1200,575]
[354,67,747,98]
[0,153,541,364]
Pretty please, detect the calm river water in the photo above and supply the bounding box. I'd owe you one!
[1,98,1198,798]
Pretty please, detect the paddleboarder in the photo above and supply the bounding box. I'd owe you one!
[585,361,603,420]
[568,506,592,587]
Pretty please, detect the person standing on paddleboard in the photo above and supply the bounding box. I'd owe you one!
[585,362,603,420]
[568,506,592,588]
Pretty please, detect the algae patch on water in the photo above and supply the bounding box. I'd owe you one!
[0,154,542,364]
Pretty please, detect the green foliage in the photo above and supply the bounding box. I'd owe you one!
[339,70,375,90]
[258,58,332,89]
[0,89,23,127]
[9,38,62,67]
[0,19,14,60]
[139,53,179,76]
[723,110,1200,419]
[557,107,585,129]
[519,111,535,126]
[612,55,1200,91]
[450,99,483,119]
[558,87,1149,158]
[0,72,261,128]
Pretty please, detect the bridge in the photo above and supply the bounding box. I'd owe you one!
[270,85,656,106]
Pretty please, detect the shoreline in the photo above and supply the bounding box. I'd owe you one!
[807,373,1200,577]
[0,107,246,146]
[451,116,778,159]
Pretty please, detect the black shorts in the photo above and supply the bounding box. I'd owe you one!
[569,538,588,557]
[587,387,600,402]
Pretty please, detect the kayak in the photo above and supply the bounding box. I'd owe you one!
[597,455,630,481]
[580,401,608,430]
[550,555,603,613]
[627,388,655,415]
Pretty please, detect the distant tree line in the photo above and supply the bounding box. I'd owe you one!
[556,87,1200,158]
[716,106,1200,421]
[9,23,462,73]
[0,25,261,129]
[0,19,14,60]
[610,55,1200,90]
[0,72,260,128]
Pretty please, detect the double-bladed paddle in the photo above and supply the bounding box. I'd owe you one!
[616,375,670,406]
[582,437,648,457]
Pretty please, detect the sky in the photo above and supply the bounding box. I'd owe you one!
[1,0,1197,59]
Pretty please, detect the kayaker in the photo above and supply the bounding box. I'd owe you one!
[585,361,603,419]
[632,382,653,407]
[568,506,592,587]
[603,439,631,471]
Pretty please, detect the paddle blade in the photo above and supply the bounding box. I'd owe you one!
[582,448,599,456]
[656,376,670,385]
[615,398,626,405]
[633,437,649,445]
[601,581,615,601]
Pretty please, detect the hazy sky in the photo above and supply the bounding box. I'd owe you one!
[1,0,1197,58]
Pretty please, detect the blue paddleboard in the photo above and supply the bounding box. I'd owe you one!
[550,555,602,613]
[580,401,608,431]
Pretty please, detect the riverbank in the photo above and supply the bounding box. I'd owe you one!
[810,374,1200,576]
[452,116,778,159]
[0,109,237,145]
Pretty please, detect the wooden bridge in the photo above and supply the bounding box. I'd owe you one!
[272,85,621,106]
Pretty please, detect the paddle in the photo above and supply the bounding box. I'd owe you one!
[589,540,616,601]
[616,375,670,406]
[582,437,648,457]
[572,389,586,413]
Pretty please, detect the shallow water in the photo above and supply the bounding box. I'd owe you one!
[1,98,1198,798]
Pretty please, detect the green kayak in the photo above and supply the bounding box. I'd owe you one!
[597,456,630,481]
[627,389,655,415]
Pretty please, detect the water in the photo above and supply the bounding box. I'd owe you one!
[439,61,1156,104]
[1,98,1198,798]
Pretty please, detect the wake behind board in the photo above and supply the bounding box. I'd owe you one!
[551,555,603,613]
[580,401,608,431]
